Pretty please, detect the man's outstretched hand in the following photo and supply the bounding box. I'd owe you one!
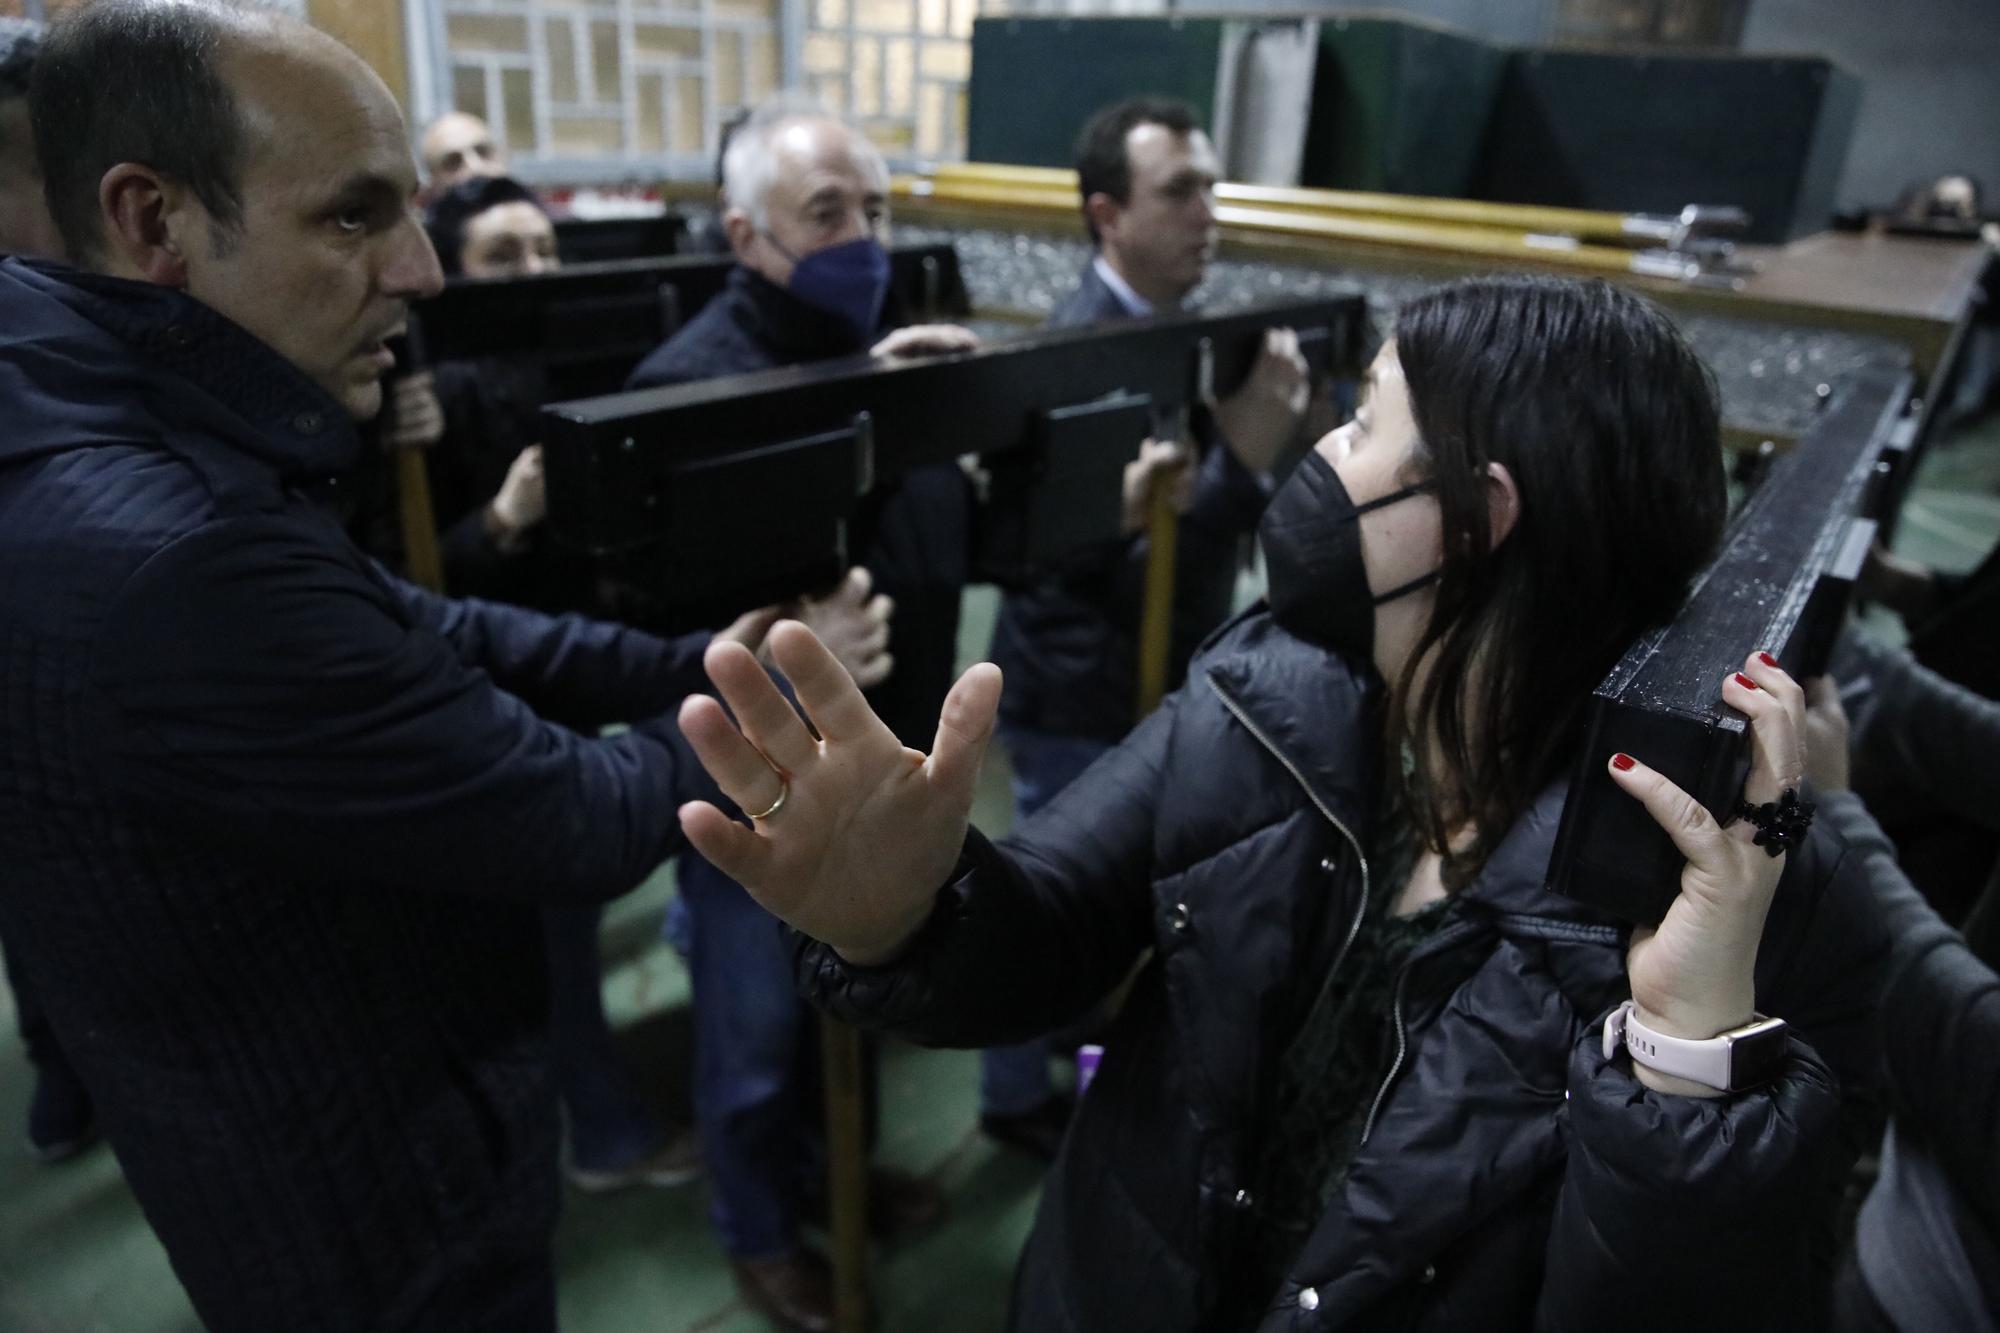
[677,621,1002,966]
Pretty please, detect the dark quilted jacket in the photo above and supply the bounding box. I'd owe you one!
[800,609,1890,1333]
[627,263,970,747]
[0,257,716,1330]
[987,260,1270,742]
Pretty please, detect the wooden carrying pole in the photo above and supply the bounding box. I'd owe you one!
[892,177,1653,279]
[1135,468,1183,717]
[820,1015,872,1332]
[394,451,447,594]
[917,161,1649,245]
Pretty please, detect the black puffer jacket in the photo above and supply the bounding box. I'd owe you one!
[800,611,1888,1332]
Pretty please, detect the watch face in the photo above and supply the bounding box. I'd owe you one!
[1727,1020,1789,1090]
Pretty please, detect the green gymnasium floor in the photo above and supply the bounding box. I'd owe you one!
[3,409,1997,1333]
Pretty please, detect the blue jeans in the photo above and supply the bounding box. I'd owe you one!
[668,853,822,1259]
[544,905,667,1172]
[978,726,1115,1117]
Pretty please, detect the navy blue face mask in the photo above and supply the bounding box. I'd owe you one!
[767,234,892,345]
[1259,447,1437,663]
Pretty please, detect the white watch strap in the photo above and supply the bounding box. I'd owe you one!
[1602,1000,1735,1090]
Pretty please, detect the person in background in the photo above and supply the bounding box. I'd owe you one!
[626,92,972,1332]
[418,173,560,605]
[416,171,895,1198]
[979,95,1312,1154]
[419,107,506,197]
[0,12,98,1169]
[1801,665,1999,1331]
[1849,538,2000,923]
[0,17,60,260]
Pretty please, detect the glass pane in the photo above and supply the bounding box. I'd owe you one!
[545,19,578,104]
[714,30,744,108]
[747,33,781,100]
[591,20,623,103]
[637,73,666,152]
[804,33,845,74]
[919,40,969,80]
[445,14,529,54]
[884,37,913,117]
[714,0,775,21]
[919,0,948,35]
[814,0,848,29]
[674,75,705,155]
[552,117,624,155]
[853,38,881,116]
[451,65,488,121]
[814,74,847,114]
[854,0,906,33]
[501,67,536,153]
[869,121,914,152]
[634,23,703,60]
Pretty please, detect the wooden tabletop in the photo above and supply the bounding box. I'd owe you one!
[1734,230,1991,325]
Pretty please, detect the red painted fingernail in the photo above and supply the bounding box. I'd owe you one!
[1735,673,1759,690]
[1757,651,1779,669]
[1611,753,1636,771]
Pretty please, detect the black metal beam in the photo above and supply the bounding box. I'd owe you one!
[410,243,972,400]
[534,293,1364,622]
[1547,355,1916,924]
[552,213,690,264]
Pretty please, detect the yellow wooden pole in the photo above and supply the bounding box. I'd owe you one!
[892,178,1653,278]
[393,450,447,594]
[1134,468,1182,718]
[820,1015,872,1333]
[916,162,1648,246]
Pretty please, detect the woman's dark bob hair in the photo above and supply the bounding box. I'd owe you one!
[1386,275,1727,886]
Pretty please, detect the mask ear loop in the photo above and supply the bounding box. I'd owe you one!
[1348,480,1441,606]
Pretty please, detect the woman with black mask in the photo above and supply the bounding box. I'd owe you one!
[668,275,1887,1332]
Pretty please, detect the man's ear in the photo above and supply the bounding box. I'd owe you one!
[721,205,758,266]
[1485,460,1522,551]
[1084,191,1121,247]
[98,162,192,287]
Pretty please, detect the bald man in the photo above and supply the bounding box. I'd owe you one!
[420,108,506,195]
[0,3,764,1327]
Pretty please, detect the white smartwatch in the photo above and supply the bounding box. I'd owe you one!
[1602,1000,1788,1093]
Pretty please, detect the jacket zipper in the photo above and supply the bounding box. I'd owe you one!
[1357,917,1522,1146]
[1205,667,1373,989]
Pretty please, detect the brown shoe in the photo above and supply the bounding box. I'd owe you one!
[866,1166,947,1238]
[731,1248,834,1333]
[801,1165,949,1241]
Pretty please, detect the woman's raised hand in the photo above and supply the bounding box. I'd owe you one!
[676,621,1003,965]
[1608,650,1807,1096]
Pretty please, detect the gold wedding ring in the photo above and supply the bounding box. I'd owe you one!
[749,779,789,822]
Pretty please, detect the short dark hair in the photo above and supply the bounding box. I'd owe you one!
[0,18,41,104]
[32,0,261,265]
[1073,95,1199,244]
[1388,276,1725,888]
[424,174,546,275]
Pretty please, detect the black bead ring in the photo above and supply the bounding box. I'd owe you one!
[1735,786,1815,858]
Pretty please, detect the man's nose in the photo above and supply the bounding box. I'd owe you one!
[382,215,445,300]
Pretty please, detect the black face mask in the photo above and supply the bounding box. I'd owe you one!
[1260,447,1438,662]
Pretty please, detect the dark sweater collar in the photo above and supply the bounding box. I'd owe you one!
[724,264,873,362]
[0,257,360,480]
